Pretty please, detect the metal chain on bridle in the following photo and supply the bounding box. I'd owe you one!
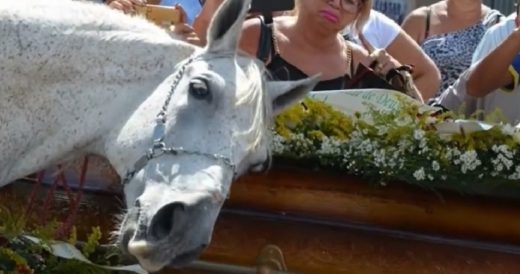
[122,55,237,185]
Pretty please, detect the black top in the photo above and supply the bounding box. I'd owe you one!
[257,16,353,91]
[267,55,349,91]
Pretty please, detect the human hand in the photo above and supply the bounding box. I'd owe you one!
[169,4,203,46]
[106,0,145,14]
[367,49,402,76]
[171,23,203,46]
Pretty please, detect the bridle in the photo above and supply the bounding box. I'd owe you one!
[122,54,238,185]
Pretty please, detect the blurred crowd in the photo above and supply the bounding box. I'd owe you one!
[100,0,520,125]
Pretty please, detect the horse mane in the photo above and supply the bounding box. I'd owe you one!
[234,54,273,157]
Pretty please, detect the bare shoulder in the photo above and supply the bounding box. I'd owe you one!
[401,6,430,42]
[348,41,369,57]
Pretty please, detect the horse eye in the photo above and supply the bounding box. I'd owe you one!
[189,78,210,100]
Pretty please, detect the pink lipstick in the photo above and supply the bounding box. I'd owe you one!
[319,10,339,23]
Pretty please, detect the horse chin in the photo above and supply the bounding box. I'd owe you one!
[116,208,209,272]
[128,244,205,272]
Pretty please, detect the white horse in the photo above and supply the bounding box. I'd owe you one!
[0,0,318,271]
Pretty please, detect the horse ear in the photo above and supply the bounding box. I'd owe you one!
[206,0,250,53]
[267,75,320,115]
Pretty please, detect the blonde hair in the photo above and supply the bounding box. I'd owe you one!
[353,0,372,35]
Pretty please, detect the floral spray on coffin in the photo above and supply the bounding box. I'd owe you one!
[273,89,520,196]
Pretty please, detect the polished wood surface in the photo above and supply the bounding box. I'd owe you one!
[2,181,520,274]
[196,211,520,274]
[51,156,520,244]
[230,167,520,245]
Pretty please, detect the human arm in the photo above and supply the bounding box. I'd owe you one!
[363,11,439,99]
[238,18,262,57]
[466,27,520,97]
[385,30,441,100]
[433,69,477,115]
[193,0,225,46]
[106,0,144,14]
[170,4,203,46]
[400,7,429,44]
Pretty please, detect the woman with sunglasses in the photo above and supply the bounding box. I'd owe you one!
[239,0,420,99]
[107,0,421,99]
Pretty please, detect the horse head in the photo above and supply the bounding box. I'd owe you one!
[112,0,318,271]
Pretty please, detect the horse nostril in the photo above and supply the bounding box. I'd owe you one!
[150,202,185,240]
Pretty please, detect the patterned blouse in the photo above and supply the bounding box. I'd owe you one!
[421,9,503,97]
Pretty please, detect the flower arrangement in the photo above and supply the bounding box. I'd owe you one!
[272,94,520,194]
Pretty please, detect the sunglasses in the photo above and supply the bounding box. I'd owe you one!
[339,0,361,13]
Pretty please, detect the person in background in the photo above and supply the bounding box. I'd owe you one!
[106,0,205,45]
[372,0,409,24]
[192,0,223,46]
[402,0,503,98]
[239,0,422,101]
[107,0,421,100]
[434,3,520,125]
[191,0,290,46]
[159,0,203,25]
[344,9,441,100]
[106,0,202,23]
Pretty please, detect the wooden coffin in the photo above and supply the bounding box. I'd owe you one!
[8,156,520,273]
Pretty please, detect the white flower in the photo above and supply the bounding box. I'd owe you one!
[377,125,389,135]
[491,144,515,172]
[272,134,287,153]
[432,161,440,171]
[396,115,413,127]
[413,167,426,181]
[501,124,515,136]
[458,150,481,173]
[413,129,425,141]
[318,136,343,155]
[508,165,520,180]
[373,149,387,167]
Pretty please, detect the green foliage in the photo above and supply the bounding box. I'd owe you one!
[82,227,102,258]
[275,98,353,140]
[0,205,123,274]
[0,206,27,238]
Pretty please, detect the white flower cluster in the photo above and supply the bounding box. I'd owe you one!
[458,150,481,174]
[491,144,515,174]
[271,114,520,189]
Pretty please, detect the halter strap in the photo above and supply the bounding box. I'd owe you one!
[122,54,238,185]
